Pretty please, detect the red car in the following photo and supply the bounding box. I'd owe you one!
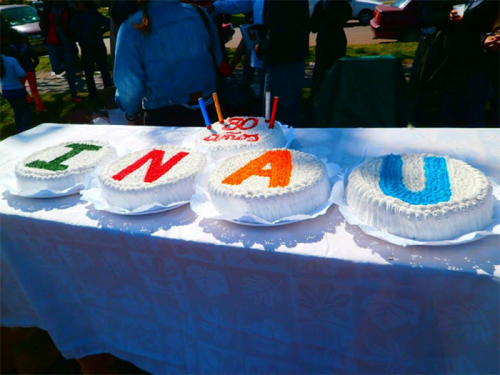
[370,0,423,41]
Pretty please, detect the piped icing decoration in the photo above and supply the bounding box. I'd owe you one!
[223,117,259,131]
[99,146,206,211]
[346,153,494,241]
[112,150,189,183]
[379,154,451,205]
[222,150,292,188]
[208,149,331,222]
[196,116,287,159]
[26,143,102,172]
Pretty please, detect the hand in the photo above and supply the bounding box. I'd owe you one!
[126,115,143,126]
[204,4,215,14]
[254,44,259,55]
[484,35,500,52]
[449,10,462,22]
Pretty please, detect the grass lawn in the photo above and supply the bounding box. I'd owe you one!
[1,42,417,140]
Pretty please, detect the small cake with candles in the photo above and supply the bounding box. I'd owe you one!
[208,149,331,222]
[196,94,287,159]
[196,116,287,159]
[15,140,117,193]
[99,146,206,211]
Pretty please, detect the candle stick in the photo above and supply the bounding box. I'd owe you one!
[265,91,271,123]
[198,97,212,129]
[269,96,279,129]
[212,92,224,124]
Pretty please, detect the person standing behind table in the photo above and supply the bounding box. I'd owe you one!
[437,0,498,127]
[310,0,351,99]
[208,0,310,127]
[109,0,140,60]
[39,0,82,103]
[0,53,31,133]
[71,0,113,100]
[114,0,228,126]
[481,13,499,126]
[9,34,46,113]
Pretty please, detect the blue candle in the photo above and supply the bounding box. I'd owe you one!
[198,98,212,129]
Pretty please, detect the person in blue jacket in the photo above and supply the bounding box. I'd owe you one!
[0,53,31,133]
[71,0,113,100]
[114,0,228,126]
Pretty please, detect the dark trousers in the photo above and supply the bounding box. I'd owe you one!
[81,42,113,98]
[440,72,489,127]
[47,43,77,97]
[145,102,217,126]
[7,96,31,133]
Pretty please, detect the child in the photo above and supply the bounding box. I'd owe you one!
[0,53,31,133]
[10,34,46,113]
[71,1,113,100]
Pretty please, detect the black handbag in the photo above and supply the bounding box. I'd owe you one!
[411,29,448,90]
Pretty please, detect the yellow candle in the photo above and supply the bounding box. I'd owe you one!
[212,92,224,124]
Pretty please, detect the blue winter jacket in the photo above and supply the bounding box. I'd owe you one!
[114,1,223,119]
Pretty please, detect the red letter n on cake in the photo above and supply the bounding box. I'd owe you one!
[112,150,189,183]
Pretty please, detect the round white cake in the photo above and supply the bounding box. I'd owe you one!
[99,146,206,211]
[346,154,494,241]
[208,149,331,222]
[15,140,117,193]
[196,116,287,159]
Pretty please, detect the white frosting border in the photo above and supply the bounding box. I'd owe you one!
[190,159,341,226]
[80,183,188,216]
[331,167,500,247]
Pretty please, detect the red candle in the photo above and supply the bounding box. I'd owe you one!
[269,96,279,129]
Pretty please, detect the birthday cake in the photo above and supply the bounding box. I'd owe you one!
[346,154,494,241]
[15,140,117,193]
[196,117,287,159]
[208,149,331,222]
[99,146,206,211]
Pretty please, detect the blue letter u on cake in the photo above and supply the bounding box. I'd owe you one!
[379,154,452,205]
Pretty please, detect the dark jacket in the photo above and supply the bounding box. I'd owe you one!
[110,0,141,27]
[10,43,39,72]
[39,2,75,43]
[257,0,310,66]
[70,10,109,48]
[311,0,351,64]
[434,0,498,81]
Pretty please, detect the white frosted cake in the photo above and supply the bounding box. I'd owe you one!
[15,140,117,193]
[99,146,206,211]
[208,149,331,222]
[196,116,287,159]
[346,154,494,241]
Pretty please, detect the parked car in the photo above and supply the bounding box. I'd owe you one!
[310,0,383,25]
[370,0,423,41]
[350,0,384,25]
[0,4,46,55]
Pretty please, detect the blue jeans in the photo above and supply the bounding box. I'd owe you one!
[7,96,31,133]
[264,60,305,127]
[46,43,77,97]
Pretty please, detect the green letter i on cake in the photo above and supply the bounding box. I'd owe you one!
[25,143,103,171]
[15,141,117,194]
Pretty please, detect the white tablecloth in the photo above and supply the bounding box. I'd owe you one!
[1,124,499,374]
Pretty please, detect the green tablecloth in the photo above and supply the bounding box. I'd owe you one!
[313,56,411,127]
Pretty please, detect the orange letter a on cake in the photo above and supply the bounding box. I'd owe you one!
[222,150,292,188]
[112,150,189,183]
